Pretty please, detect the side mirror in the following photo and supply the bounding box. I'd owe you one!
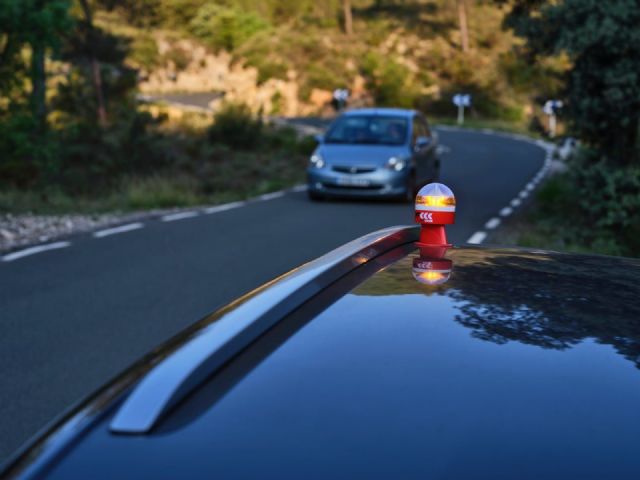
[415,136,431,150]
[315,134,324,144]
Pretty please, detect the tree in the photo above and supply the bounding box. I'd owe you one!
[343,0,353,36]
[78,0,107,126]
[0,0,71,127]
[0,1,24,99]
[27,0,71,131]
[499,0,640,165]
[457,0,469,53]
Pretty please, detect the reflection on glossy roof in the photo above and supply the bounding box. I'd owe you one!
[45,246,640,479]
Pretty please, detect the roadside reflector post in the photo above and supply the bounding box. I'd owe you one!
[543,99,563,138]
[453,93,471,126]
[414,182,456,257]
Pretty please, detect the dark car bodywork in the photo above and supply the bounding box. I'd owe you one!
[4,226,640,479]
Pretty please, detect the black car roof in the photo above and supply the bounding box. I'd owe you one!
[7,228,640,479]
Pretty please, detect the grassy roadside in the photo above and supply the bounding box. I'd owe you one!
[486,201,595,254]
[0,150,308,214]
[488,172,640,258]
[0,165,305,215]
[0,109,546,216]
[0,106,314,215]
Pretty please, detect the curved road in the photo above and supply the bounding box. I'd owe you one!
[0,129,544,462]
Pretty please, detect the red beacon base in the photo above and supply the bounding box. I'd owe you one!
[416,228,450,259]
[414,182,456,259]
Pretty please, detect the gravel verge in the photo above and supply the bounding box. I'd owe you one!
[0,210,177,254]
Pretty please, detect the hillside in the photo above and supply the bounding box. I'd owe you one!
[96,0,566,123]
[0,0,568,215]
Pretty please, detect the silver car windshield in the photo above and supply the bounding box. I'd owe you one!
[325,116,408,146]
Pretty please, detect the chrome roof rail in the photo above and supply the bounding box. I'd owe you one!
[110,225,419,434]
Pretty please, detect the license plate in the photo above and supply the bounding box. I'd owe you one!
[336,177,371,187]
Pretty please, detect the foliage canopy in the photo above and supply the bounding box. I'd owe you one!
[501,0,640,165]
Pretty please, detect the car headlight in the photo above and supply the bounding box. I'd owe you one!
[309,154,325,169]
[386,156,406,171]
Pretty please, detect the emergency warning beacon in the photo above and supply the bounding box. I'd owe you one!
[413,182,455,285]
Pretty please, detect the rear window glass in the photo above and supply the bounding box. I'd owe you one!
[325,115,408,145]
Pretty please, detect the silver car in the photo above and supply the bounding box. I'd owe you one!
[307,108,440,201]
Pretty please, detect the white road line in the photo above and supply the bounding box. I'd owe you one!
[256,191,285,201]
[2,241,71,262]
[290,184,308,193]
[499,207,513,217]
[485,217,501,230]
[93,223,143,238]
[161,211,199,222]
[432,127,551,245]
[203,201,245,214]
[467,231,487,244]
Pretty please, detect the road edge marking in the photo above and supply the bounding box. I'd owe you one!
[203,201,246,215]
[161,211,200,222]
[94,223,144,238]
[485,217,501,230]
[442,127,554,245]
[467,231,487,244]
[2,241,71,262]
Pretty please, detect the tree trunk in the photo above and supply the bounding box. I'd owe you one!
[79,0,108,126]
[30,41,47,132]
[0,34,17,93]
[343,0,353,36]
[457,0,469,53]
[0,34,14,67]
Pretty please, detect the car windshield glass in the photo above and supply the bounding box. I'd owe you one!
[324,115,408,145]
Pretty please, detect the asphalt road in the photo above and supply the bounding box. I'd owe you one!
[0,128,544,463]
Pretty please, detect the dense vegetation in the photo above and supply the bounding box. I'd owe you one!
[0,0,318,211]
[1,0,639,256]
[0,0,563,208]
[111,0,561,119]
[496,0,640,256]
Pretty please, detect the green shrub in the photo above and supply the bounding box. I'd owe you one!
[158,0,207,29]
[305,62,347,93]
[208,102,317,157]
[572,157,640,253]
[250,57,289,85]
[295,135,319,156]
[208,103,264,150]
[532,148,640,256]
[130,34,160,69]
[163,45,191,71]
[361,52,419,108]
[0,112,60,188]
[122,175,201,209]
[189,4,269,51]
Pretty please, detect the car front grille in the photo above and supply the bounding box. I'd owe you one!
[331,165,377,174]
[323,183,383,191]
